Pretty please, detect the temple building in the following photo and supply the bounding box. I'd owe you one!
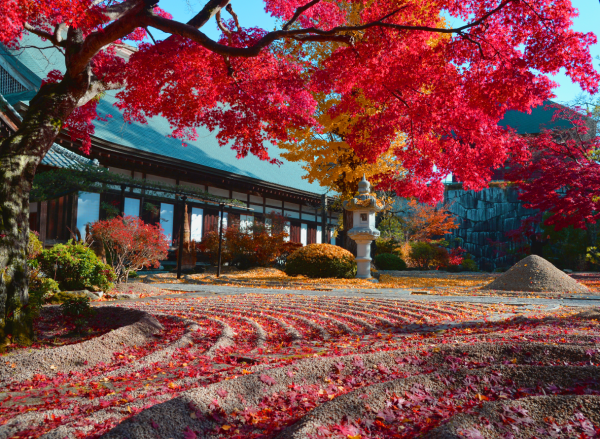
[0,35,338,252]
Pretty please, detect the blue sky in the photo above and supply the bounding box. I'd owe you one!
[159,0,599,103]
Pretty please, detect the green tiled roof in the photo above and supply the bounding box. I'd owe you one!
[499,101,574,134]
[1,34,327,195]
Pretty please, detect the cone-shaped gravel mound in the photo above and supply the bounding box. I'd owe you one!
[482,255,589,293]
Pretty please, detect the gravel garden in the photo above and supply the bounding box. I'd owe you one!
[2,226,600,438]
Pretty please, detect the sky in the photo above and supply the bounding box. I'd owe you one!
[158,0,599,104]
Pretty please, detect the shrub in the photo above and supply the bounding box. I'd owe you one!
[60,296,95,332]
[27,231,43,260]
[37,241,115,292]
[374,238,403,257]
[461,258,479,272]
[374,253,407,271]
[91,216,169,283]
[409,242,453,270]
[285,244,357,278]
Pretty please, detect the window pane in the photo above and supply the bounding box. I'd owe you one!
[160,203,174,244]
[76,192,100,240]
[317,226,322,244]
[191,207,203,242]
[124,198,140,217]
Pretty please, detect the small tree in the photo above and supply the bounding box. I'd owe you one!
[91,216,169,283]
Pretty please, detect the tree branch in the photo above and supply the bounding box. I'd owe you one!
[53,23,68,44]
[102,0,145,21]
[283,0,322,31]
[186,0,231,29]
[24,23,66,48]
[144,0,515,58]
[69,3,147,75]
[225,4,240,32]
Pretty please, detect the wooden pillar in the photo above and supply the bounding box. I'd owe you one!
[217,203,225,277]
[39,201,48,246]
[176,196,187,280]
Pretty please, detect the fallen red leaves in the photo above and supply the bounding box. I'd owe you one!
[0,295,598,438]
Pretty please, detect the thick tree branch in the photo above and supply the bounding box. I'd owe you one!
[186,0,231,29]
[102,0,145,21]
[144,0,515,58]
[53,23,68,44]
[77,79,125,108]
[68,3,147,75]
[283,0,322,31]
[23,23,66,48]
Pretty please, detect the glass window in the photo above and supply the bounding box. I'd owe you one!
[191,208,203,242]
[160,203,174,244]
[124,198,140,217]
[283,222,291,242]
[316,226,322,244]
[240,214,254,231]
[250,204,264,214]
[265,207,282,215]
[76,192,100,240]
[330,230,336,246]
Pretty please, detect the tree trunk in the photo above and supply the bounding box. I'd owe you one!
[0,80,85,345]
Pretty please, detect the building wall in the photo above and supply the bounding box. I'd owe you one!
[444,185,537,271]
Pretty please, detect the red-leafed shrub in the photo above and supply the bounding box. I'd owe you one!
[197,213,302,268]
[90,216,169,283]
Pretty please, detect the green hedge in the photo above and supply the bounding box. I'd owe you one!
[374,253,407,271]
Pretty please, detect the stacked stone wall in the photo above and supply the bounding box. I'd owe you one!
[444,186,536,271]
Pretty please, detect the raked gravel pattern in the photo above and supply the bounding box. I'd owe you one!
[0,294,599,438]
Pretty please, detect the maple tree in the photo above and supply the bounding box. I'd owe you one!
[0,0,598,345]
[509,101,600,231]
[90,215,169,283]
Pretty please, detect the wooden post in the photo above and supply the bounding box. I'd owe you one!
[176,195,187,280]
[217,203,224,278]
[321,194,329,244]
[120,184,126,216]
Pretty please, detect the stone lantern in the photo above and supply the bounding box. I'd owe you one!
[343,176,385,279]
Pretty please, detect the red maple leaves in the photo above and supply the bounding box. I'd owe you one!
[1,0,598,202]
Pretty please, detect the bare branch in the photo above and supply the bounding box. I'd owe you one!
[77,79,125,108]
[144,0,515,58]
[54,23,68,44]
[24,23,66,47]
[225,4,240,32]
[283,0,322,31]
[215,10,231,35]
[186,0,231,29]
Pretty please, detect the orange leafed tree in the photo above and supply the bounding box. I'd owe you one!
[403,200,459,242]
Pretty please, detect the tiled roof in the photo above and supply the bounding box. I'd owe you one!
[41,143,99,169]
[1,34,328,195]
[498,101,574,134]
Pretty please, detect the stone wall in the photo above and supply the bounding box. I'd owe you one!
[444,185,536,271]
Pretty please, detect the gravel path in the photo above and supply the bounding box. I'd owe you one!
[1,292,599,438]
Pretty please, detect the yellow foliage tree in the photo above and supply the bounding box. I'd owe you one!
[277,1,448,199]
